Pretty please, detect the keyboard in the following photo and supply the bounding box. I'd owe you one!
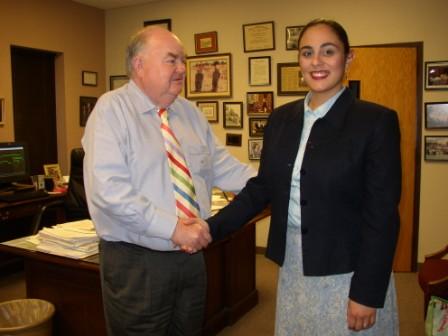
[0,189,49,202]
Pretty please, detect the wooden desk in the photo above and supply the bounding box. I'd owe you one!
[0,193,65,271]
[0,210,269,336]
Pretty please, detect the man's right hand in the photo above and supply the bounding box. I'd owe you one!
[171,218,211,253]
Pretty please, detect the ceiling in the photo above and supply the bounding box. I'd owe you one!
[71,0,161,10]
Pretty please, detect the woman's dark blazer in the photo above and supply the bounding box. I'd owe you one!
[207,89,401,308]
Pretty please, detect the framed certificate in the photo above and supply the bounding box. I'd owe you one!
[249,56,271,86]
[243,21,275,53]
[277,62,308,96]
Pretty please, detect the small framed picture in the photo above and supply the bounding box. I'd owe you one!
[425,61,448,90]
[43,163,63,183]
[223,102,243,129]
[285,25,304,50]
[425,102,448,129]
[277,62,309,96]
[424,136,448,161]
[194,31,218,54]
[248,138,263,160]
[82,71,98,86]
[249,117,268,137]
[80,96,97,127]
[197,101,219,123]
[226,133,242,147]
[185,53,232,99]
[243,21,275,53]
[109,75,129,90]
[247,91,274,115]
[143,18,171,31]
[249,56,271,86]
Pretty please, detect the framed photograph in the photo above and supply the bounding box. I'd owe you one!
[249,56,271,86]
[249,117,268,137]
[143,18,171,31]
[223,102,243,129]
[248,138,263,160]
[247,91,274,115]
[226,133,242,147]
[277,62,309,96]
[185,53,232,99]
[0,98,4,126]
[286,25,304,50]
[194,31,218,54]
[43,163,63,183]
[243,21,275,53]
[425,136,448,161]
[82,71,98,86]
[110,75,129,90]
[425,61,448,90]
[80,96,97,127]
[197,101,219,123]
[425,102,448,129]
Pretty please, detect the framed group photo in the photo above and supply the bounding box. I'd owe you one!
[424,136,448,161]
[425,61,448,90]
[425,101,448,129]
[248,138,263,160]
[247,91,274,114]
[249,117,268,137]
[223,102,243,129]
[196,101,219,123]
[243,21,275,53]
[277,62,309,96]
[185,53,232,99]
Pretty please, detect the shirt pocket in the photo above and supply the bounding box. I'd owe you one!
[184,144,212,176]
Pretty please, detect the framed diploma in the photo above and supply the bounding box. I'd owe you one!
[277,62,308,96]
[243,21,275,53]
[249,56,271,86]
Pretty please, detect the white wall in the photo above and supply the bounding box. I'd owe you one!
[104,0,448,262]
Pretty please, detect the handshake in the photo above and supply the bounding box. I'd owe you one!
[171,217,212,254]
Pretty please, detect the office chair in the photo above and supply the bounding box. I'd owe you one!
[418,244,448,316]
[30,148,89,234]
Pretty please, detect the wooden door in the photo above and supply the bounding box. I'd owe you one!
[348,44,421,271]
[11,46,58,175]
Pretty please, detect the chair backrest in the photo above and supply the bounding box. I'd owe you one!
[64,148,90,221]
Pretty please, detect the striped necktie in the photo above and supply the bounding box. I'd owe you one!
[158,108,200,218]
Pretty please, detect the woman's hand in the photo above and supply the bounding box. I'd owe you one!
[347,299,377,331]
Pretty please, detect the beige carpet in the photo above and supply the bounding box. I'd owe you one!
[0,255,425,335]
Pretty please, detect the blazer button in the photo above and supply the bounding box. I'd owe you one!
[301,227,309,235]
[300,199,307,206]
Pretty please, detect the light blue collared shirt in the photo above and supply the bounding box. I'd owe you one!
[287,87,346,228]
[82,80,255,250]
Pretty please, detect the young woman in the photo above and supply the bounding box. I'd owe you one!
[205,18,401,335]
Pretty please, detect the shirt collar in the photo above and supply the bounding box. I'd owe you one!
[304,87,346,120]
[127,79,178,116]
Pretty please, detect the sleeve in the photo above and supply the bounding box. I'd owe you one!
[82,98,177,242]
[349,108,402,308]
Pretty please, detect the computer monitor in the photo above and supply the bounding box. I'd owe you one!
[0,142,30,191]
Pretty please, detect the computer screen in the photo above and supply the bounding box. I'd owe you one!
[0,142,30,188]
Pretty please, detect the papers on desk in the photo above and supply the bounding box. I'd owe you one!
[211,192,230,215]
[30,219,98,259]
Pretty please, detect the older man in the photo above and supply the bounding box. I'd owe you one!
[82,26,255,336]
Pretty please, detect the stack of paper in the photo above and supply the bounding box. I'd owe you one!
[34,219,98,259]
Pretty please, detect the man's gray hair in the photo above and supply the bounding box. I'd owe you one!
[126,27,154,77]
